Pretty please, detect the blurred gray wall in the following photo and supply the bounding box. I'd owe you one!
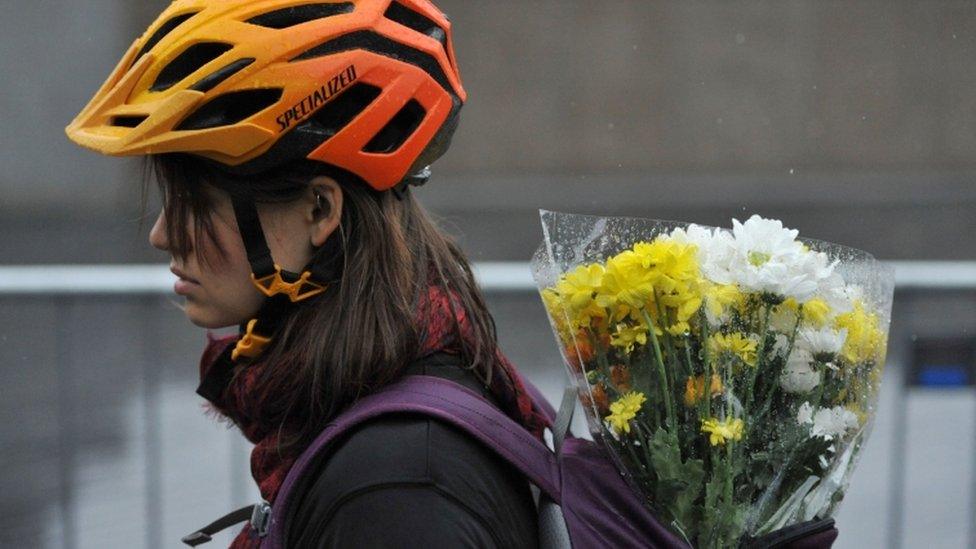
[1,3,975,549]
[1,1,974,262]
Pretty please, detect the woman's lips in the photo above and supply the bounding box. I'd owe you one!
[174,278,200,296]
[170,267,200,295]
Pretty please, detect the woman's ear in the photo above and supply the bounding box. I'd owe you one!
[307,176,343,248]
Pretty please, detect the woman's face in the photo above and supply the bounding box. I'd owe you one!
[148,177,342,329]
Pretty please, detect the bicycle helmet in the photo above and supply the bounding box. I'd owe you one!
[65,0,465,192]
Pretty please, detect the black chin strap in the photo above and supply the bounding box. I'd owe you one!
[195,196,344,404]
[231,195,276,280]
[231,196,342,284]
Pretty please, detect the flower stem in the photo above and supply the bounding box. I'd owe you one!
[744,303,773,413]
[724,440,735,540]
[699,308,712,424]
[756,306,804,425]
[654,294,683,384]
[642,309,677,435]
[633,421,658,474]
[620,432,648,477]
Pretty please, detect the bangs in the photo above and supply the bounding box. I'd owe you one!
[144,153,331,266]
[146,154,226,266]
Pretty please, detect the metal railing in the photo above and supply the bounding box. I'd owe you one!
[1,261,974,549]
[1,260,975,295]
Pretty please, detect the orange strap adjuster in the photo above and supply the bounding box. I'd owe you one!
[232,319,272,361]
[250,264,326,303]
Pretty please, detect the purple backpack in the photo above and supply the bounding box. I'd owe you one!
[184,375,838,548]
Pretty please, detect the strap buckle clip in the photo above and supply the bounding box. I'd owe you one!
[250,500,273,538]
[232,319,272,361]
[251,264,326,303]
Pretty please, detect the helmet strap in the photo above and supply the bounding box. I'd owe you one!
[224,195,343,365]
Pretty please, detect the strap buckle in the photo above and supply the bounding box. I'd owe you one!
[251,264,326,303]
[181,503,262,546]
[250,500,273,538]
[232,319,272,361]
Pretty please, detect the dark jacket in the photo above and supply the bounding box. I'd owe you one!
[284,352,540,548]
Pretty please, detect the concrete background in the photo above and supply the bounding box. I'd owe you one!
[1,1,974,261]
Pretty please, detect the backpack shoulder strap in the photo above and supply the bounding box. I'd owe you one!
[263,374,562,549]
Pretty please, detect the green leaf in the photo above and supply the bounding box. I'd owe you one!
[648,428,706,530]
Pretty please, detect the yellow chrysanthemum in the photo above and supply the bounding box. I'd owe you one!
[606,391,647,435]
[701,417,745,446]
[666,320,691,336]
[703,283,743,316]
[708,332,759,367]
[700,282,747,328]
[684,374,724,406]
[775,297,832,330]
[541,289,573,343]
[803,298,831,327]
[610,322,649,353]
[635,238,703,323]
[834,301,886,364]
[547,263,609,333]
[596,251,658,321]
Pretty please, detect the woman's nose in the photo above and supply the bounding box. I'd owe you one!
[149,209,169,251]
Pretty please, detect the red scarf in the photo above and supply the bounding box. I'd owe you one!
[198,283,549,548]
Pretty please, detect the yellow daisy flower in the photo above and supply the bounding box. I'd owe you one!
[834,301,886,364]
[610,322,649,353]
[606,391,647,435]
[708,332,759,367]
[701,417,745,446]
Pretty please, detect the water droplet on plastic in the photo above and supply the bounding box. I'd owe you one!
[789,168,795,175]
[735,33,746,45]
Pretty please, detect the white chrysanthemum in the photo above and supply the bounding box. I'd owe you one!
[773,333,792,357]
[797,401,815,425]
[818,276,859,316]
[798,327,848,357]
[808,406,859,441]
[668,224,736,285]
[721,215,837,302]
[779,348,821,393]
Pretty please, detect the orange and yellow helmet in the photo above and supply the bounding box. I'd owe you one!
[65,0,465,192]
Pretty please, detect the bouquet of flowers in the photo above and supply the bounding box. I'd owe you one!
[530,210,894,548]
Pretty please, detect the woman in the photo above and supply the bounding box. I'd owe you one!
[67,1,547,547]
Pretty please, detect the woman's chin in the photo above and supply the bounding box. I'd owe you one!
[183,303,246,330]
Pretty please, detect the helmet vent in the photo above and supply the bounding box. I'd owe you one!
[292,31,453,95]
[151,42,234,92]
[384,2,448,49]
[175,88,283,130]
[363,99,426,153]
[309,83,382,138]
[135,12,200,64]
[246,3,355,29]
[191,58,256,92]
[110,115,149,128]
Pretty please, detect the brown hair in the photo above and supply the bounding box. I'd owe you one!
[148,153,501,456]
